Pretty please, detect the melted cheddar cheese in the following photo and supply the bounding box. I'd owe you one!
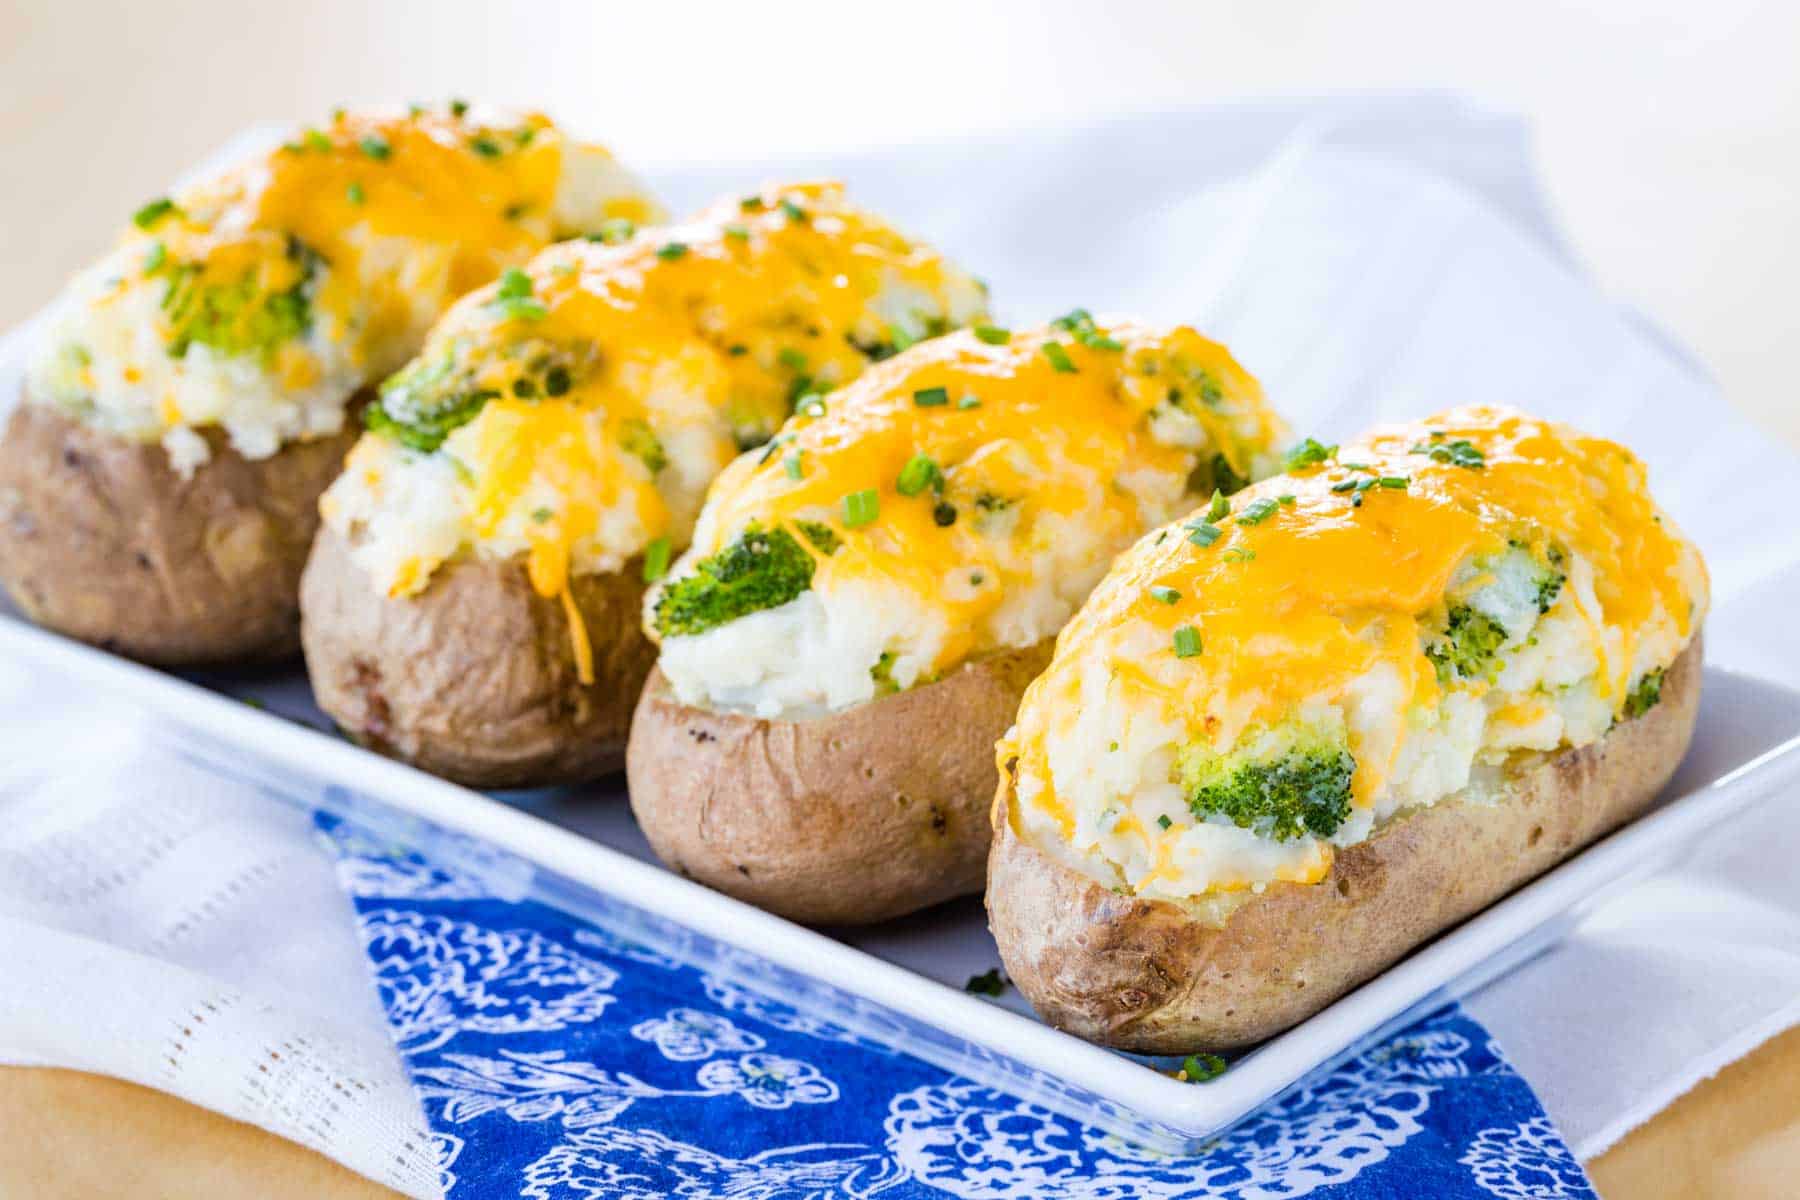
[649,318,1288,718]
[1005,405,1709,902]
[320,182,988,682]
[26,103,659,474]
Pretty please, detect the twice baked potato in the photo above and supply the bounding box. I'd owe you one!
[0,103,660,664]
[302,182,989,786]
[988,405,1710,1051]
[628,316,1290,923]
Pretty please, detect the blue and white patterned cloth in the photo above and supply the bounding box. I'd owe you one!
[317,814,1595,1199]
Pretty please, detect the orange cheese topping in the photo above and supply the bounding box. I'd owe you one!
[122,105,657,375]
[1008,405,1709,877]
[334,182,988,680]
[673,319,1286,676]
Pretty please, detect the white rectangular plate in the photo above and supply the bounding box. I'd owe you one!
[5,606,1798,1148]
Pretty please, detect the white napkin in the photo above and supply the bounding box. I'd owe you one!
[1,94,1796,1191]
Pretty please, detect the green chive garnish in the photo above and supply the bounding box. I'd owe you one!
[973,325,1012,345]
[450,98,470,118]
[843,488,879,528]
[1180,1052,1227,1083]
[132,198,178,230]
[1187,523,1222,547]
[359,135,391,160]
[724,223,750,240]
[1378,475,1409,489]
[779,198,808,223]
[1237,497,1280,525]
[1041,341,1077,373]
[142,241,166,273]
[1172,626,1202,658]
[1283,437,1336,471]
[1150,585,1181,604]
[642,537,672,582]
[1157,814,1173,829]
[656,241,689,261]
[784,451,804,480]
[896,453,942,497]
[346,181,366,205]
[913,386,950,407]
[1206,489,1229,522]
[958,394,981,410]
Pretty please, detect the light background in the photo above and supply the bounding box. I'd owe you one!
[2,0,1797,443]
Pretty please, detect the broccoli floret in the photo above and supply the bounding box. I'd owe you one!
[161,235,319,362]
[364,384,497,453]
[1623,668,1665,719]
[653,522,839,638]
[1180,746,1356,841]
[1425,605,1509,685]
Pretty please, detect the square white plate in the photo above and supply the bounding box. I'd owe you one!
[4,607,1797,1149]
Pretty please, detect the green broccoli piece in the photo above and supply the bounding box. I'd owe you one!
[1425,605,1509,685]
[1623,668,1665,719]
[1180,746,1356,841]
[619,418,667,474]
[363,385,497,453]
[161,235,319,362]
[653,522,839,638]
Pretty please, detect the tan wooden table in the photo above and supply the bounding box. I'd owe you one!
[2,2,1796,1196]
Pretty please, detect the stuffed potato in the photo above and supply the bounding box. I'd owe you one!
[0,103,659,664]
[628,316,1289,923]
[301,182,989,786]
[988,405,1709,1050]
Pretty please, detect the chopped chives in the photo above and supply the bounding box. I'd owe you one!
[958,394,981,410]
[843,488,879,528]
[142,241,166,272]
[973,325,1012,345]
[896,453,942,496]
[1040,341,1077,373]
[1172,626,1203,658]
[1206,489,1229,522]
[784,451,804,480]
[1150,585,1181,605]
[656,241,689,261]
[132,197,178,230]
[913,386,950,407]
[346,181,366,205]
[1236,497,1280,525]
[1378,475,1409,489]
[641,537,672,582]
[1186,522,1221,547]
[359,135,392,160]
[1157,814,1173,830]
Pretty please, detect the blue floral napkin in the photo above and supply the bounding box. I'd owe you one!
[317,814,1594,1199]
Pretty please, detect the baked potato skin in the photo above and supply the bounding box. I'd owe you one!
[301,525,655,788]
[0,398,359,666]
[626,639,1055,926]
[987,637,1703,1053]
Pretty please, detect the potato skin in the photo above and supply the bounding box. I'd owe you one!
[300,525,655,788]
[987,637,1703,1053]
[0,399,358,666]
[626,640,1054,926]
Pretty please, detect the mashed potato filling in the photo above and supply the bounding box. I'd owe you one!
[1004,406,1710,902]
[648,318,1290,718]
[26,104,660,474]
